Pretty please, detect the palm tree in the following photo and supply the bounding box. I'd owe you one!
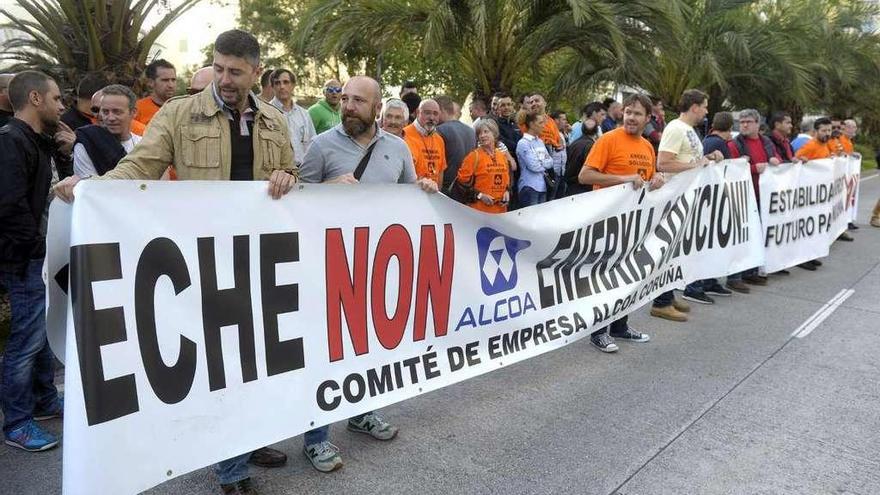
[0,0,200,91]
[293,0,680,97]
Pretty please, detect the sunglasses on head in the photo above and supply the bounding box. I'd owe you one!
[325,86,342,94]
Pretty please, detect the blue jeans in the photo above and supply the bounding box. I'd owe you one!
[652,290,674,308]
[518,186,546,207]
[214,452,251,485]
[303,411,372,446]
[1,259,60,435]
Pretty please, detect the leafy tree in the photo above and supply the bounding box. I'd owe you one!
[0,0,200,91]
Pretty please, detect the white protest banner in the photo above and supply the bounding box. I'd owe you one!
[846,155,862,222]
[759,157,857,273]
[48,160,763,494]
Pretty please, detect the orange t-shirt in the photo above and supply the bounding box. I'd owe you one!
[827,135,853,155]
[520,116,561,149]
[135,97,161,126]
[583,127,655,190]
[131,119,146,136]
[796,139,832,160]
[403,123,447,185]
[457,148,510,214]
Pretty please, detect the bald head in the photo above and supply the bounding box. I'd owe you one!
[0,73,14,111]
[190,66,213,94]
[341,76,383,138]
[417,99,441,132]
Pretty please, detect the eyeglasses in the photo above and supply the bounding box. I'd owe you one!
[325,86,342,94]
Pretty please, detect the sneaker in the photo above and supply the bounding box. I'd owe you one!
[810,259,823,267]
[672,298,691,313]
[743,274,767,286]
[838,232,854,241]
[4,421,59,452]
[220,477,258,495]
[798,262,817,271]
[650,305,688,322]
[34,398,63,421]
[682,290,715,304]
[609,327,650,343]
[347,412,398,441]
[590,332,619,353]
[848,222,859,230]
[871,217,880,228]
[726,280,751,293]
[303,441,343,473]
[703,283,732,297]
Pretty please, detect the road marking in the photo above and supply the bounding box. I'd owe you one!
[861,173,877,182]
[791,289,855,339]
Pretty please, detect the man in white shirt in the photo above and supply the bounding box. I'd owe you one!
[270,68,316,165]
[653,88,726,319]
[73,84,142,177]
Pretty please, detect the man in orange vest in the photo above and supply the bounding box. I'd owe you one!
[403,98,446,189]
[134,59,177,127]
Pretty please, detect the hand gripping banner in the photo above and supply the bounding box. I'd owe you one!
[47,160,764,494]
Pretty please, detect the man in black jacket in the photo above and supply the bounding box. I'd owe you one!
[0,70,65,452]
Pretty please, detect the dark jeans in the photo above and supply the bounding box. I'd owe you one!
[518,186,546,207]
[0,258,60,435]
[652,290,674,308]
[592,315,628,337]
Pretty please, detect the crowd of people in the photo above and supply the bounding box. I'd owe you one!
[1,27,878,495]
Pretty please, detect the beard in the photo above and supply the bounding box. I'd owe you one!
[343,111,375,137]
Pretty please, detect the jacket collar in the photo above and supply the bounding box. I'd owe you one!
[194,84,280,130]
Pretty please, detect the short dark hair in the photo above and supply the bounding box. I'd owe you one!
[145,59,175,80]
[76,72,108,99]
[602,97,618,108]
[814,117,832,130]
[711,111,734,132]
[469,98,488,112]
[8,70,53,111]
[582,101,605,118]
[260,70,273,88]
[678,89,708,113]
[622,93,652,114]
[549,110,566,120]
[434,95,455,115]
[523,111,543,127]
[401,92,421,115]
[100,84,137,111]
[270,68,295,86]
[769,111,790,129]
[402,80,417,89]
[214,29,261,67]
[493,91,509,100]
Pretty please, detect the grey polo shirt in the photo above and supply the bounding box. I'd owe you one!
[299,123,416,184]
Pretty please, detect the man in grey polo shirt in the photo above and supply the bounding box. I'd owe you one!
[298,75,434,475]
[300,76,429,186]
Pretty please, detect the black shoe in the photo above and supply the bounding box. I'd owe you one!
[590,332,619,353]
[848,222,859,230]
[221,477,258,495]
[249,447,287,468]
[774,269,790,275]
[798,262,817,271]
[704,283,732,297]
[838,232,854,241]
[810,259,823,267]
[742,274,768,286]
[682,290,715,304]
[609,327,650,342]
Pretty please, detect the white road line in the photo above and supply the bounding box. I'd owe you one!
[861,173,877,182]
[790,289,846,337]
[793,289,855,339]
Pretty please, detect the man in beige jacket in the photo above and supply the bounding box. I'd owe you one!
[54,29,295,495]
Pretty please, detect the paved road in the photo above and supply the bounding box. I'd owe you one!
[3,174,879,495]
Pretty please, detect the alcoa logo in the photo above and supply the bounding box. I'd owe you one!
[476,227,531,296]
